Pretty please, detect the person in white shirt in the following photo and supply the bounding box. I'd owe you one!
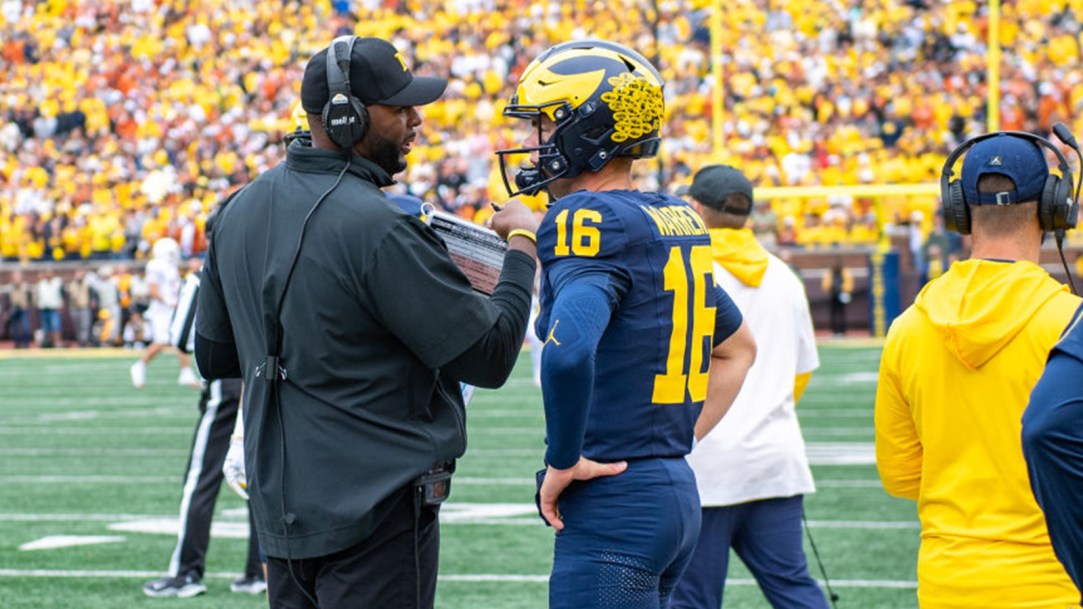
[672,165,830,609]
[67,268,96,347]
[130,237,198,388]
[35,269,64,348]
[89,266,122,346]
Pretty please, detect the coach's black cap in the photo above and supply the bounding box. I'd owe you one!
[300,37,447,113]
[689,164,755,215]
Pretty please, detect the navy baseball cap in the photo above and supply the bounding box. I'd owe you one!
[689,164,754,214]
[301,37,447,113]
[961,133,1048,205]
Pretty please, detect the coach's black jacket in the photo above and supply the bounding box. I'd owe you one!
[195,139,535,559]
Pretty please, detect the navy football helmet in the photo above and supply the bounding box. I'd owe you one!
[497,39,665,197]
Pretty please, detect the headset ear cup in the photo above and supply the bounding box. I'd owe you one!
[1052,174,1075,231]
[351,99,368,145]
[322,97,367,149]
[321,35,368,149]
[945,179,971,235]
[1040,174,1061,232]
[940,177,955,231]
[321,102,335,145]
[1066,180,1080,231]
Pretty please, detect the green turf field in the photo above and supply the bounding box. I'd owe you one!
[0,344,918,608]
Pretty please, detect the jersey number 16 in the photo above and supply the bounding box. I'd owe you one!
[654,245,715,404]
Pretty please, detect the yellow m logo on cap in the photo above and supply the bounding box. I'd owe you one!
[394,51,408,71]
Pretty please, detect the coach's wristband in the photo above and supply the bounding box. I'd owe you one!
[507,229,537,244]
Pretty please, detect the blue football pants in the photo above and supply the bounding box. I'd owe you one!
[670,495,829,609]
[549,457,701,609]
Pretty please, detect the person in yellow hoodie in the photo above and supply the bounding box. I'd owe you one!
[673,164,831,609]
[876,132,1081,609]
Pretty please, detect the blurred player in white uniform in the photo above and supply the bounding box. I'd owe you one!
[130,237,199,388]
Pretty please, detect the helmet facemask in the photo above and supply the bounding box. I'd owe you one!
[498,100,577,197]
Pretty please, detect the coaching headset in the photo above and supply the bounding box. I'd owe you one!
[940,129,1079,236]
[321,34,368,149]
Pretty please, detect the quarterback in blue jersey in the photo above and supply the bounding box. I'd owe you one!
[497,40,757,609]
[1023,306,1083,592]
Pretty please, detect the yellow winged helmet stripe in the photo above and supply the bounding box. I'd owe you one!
[516,66,606,120]
[515,47,661,121]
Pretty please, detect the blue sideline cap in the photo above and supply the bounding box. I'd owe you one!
[961,133,1048,205]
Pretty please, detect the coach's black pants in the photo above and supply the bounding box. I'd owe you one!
[169,378,262,580]
[266,488,440,609]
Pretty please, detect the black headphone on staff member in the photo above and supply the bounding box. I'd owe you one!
[940,129,1080,236]
[300,35,448,152]
[321,35,369,149]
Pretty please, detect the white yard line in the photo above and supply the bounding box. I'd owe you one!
[800,395,877,403]
[463,449,540,457]
[0,427,192,435]
[0,568,916,589]
[454,477,534,485]
[807,442,875,465]
[0,448,189,457]
[0,514,163,521]
[815,480,884,488]
[802,427,876,436]
[461,410,545,418]
[467,428,547,436]
[2,443,873,461]
[0,506,918,530]
[0,475,176,483]
[0,475,886,486]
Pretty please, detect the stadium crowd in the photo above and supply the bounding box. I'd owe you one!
[1,0,1083,265]
[0,261,196,348]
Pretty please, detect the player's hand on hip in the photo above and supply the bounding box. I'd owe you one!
[540,457,627,531]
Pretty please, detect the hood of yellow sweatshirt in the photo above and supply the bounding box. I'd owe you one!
[708,228,769,287]
[914,259,1071,369]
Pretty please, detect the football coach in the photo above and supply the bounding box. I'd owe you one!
[194,36,539,609]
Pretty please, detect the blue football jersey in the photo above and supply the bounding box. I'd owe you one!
[535,189,742,462]
[1052,304,1083,361]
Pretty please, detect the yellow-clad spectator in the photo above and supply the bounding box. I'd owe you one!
[0,0,1080,266]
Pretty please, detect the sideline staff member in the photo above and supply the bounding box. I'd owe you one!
[673,165,827,609]
[497,40,756,609]
[195,36,538,609]
[875,133,1080,608]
